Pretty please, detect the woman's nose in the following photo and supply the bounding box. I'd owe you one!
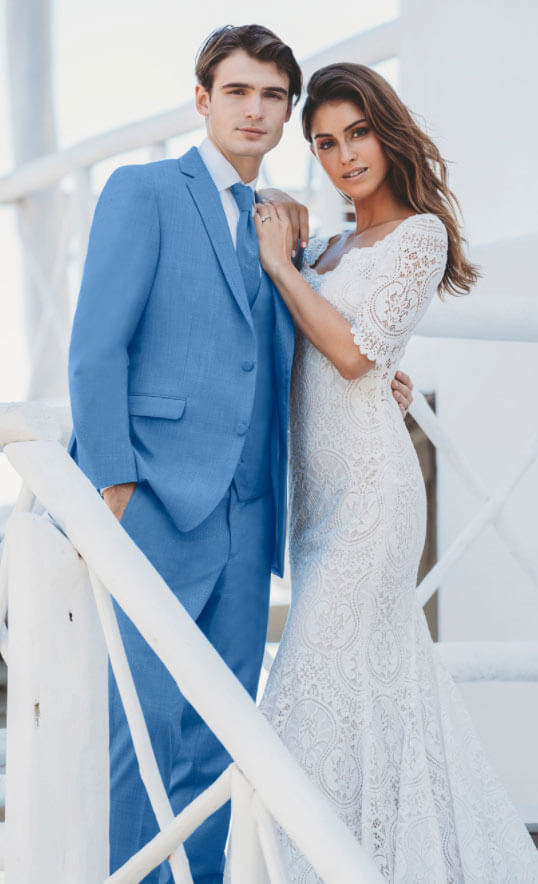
[340,143,357,163]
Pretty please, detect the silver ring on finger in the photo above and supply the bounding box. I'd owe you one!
[260,215,271,223]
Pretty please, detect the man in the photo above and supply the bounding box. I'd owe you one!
[68,24,413,883]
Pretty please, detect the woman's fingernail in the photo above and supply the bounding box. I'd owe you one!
[291,250,296,258]
[301,241,307,248]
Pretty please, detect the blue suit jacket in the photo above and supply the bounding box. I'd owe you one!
[68,146,295,577]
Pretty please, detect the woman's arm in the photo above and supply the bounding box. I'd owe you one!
[255,202,415,416]
[270,263,373,381]
[254,202,373,381]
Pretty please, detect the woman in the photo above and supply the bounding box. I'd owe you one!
[254,64,538,882]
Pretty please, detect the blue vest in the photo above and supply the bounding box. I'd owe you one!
[232,271,275,500]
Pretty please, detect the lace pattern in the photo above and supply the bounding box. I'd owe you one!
[257,215,538,883]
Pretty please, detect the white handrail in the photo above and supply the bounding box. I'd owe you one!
[1,429,382,884]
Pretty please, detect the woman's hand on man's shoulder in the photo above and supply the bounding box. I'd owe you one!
[257,188,310,254]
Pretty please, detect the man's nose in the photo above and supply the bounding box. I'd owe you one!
[245,95,263,119]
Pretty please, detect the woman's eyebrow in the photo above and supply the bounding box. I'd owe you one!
[313,118,368,139]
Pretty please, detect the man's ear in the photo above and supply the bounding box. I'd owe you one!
[195,84,210,117]
[284,103,293,124]
[309,143,317,159]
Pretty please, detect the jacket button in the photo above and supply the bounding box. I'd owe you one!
[242,360,255,372]
[236,422,248,436]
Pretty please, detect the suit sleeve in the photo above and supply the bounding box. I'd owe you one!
[68,164,160,489]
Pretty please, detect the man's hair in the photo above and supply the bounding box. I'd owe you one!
[195,24,303,106]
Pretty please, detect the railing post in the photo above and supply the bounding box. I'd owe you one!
[4,512,109,883]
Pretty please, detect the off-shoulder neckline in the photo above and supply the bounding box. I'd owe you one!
[307,213,440,279]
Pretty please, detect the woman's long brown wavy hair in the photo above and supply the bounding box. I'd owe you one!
[302,63,479,297]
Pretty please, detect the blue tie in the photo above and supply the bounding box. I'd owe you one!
[231,182,260,307]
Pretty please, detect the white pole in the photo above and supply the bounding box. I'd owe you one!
[252,794,288,884]
[229,766,265,884]
[4,512,109,883]
[107,769,232,884]
[89,572,193,884]
[5,0,70,400]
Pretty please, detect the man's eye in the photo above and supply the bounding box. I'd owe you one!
[266,93,284,101]
[229,89,245,95]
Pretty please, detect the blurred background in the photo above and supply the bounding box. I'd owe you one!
[1,0,538,834]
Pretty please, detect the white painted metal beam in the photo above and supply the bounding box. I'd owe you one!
[107,769,232,884]
[436,641,538,682]
[410,390,538,591]
[3,436,383,884]
[416,428,538,606]
[416,294,538,342]
[4,512,109,883]
[89,572,193,884]
[0,20,400,204]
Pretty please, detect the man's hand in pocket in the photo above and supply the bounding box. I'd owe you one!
[102,482,137,521]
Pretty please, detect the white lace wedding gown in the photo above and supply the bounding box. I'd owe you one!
[259,214,538,882]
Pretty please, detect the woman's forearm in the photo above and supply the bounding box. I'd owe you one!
[270,263,374,380]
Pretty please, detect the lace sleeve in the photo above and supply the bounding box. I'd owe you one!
[350,215,448,363]
[303,235,329,269]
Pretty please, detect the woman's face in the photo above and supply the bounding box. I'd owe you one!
[310,100,389,202]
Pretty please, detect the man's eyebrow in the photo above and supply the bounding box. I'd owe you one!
[220,81,289,96]
[313,118,368,139]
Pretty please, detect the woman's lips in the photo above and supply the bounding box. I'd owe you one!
[343,167,368,180]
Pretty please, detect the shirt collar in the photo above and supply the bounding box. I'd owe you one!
[199,137,258,194]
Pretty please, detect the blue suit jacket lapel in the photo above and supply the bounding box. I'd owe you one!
[178,147,252,326]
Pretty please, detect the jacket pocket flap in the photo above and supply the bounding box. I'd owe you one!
[128,394,186,419]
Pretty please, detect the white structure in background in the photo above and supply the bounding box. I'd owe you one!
[0,1,538,878]
[399,0,538,812]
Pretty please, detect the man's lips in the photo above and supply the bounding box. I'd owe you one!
[342,167,368,179]
[238,127,266,136]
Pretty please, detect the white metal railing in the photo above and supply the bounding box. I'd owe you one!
[0,405,383,883]
[1,293,538,878]
[409,307,538,682]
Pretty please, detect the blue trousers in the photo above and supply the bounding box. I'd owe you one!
[108,480,275,884]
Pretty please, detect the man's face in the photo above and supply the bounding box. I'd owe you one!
[195,49,292,165]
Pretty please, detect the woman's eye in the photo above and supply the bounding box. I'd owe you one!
[319,141,334,151]
[352,127,369,138]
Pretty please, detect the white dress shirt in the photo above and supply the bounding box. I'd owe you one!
[198,137,258,248]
